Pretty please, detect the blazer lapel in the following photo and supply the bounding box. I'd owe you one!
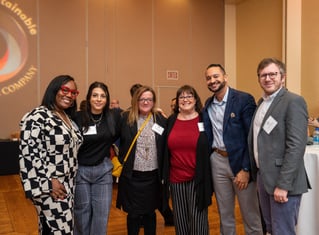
[223,88,234,131]
[260,88,286,127]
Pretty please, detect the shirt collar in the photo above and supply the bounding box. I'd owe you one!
[262,86,282,101]
[213,87,229,105]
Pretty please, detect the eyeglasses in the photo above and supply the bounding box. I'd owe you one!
[258,72,279,79]
[138,98,153,103]
[178,95,194,100]
[60,86,79,97]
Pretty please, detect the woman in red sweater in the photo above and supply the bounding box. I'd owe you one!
[163,85,213,235]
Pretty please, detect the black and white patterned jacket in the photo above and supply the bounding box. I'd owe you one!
[19,106,83,199]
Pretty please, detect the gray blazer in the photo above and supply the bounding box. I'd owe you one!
[248,88,310,195]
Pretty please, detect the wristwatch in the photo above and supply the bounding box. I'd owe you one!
[242,168,249,172]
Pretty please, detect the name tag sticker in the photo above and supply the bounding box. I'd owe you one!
[152,123,164,135]
[198,122,205,132]
[83,125,97,135]
[263,116,277,134]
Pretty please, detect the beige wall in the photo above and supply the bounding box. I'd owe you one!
[0,0,224,138]
[302,0,319,118]
[235,0,283,99]
[232,0,319,134]
[2,0,319,139]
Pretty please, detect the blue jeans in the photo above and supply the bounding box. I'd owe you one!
[74,157,113,235]
[257,172,301,235]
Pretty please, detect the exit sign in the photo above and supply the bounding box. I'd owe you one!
[167,70,179,80]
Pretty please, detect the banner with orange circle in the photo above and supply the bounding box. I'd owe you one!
[0,0,38,97]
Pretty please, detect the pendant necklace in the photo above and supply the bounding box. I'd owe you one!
[90,113,103,126]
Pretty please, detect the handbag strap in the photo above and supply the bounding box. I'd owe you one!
[123,113,152,163]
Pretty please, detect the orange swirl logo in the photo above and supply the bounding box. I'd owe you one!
[0,2,38,96]
[0,7,28,83]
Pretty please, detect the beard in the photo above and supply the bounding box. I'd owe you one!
[208,80,226,93]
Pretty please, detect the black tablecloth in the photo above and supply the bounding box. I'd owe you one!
[0,140,19,175]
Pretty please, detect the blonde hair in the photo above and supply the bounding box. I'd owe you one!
[127,86,157,125]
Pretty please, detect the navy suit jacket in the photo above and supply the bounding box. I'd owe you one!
[203,87,256,176]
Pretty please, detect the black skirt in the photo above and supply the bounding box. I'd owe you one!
[117,169,160,214]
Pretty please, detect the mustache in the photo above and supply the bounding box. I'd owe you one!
[208,80,221,86]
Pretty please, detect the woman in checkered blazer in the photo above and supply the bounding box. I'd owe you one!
[19,75,83,234]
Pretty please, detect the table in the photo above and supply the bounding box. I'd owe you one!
[0,140,20,175]
[296,145,319,235]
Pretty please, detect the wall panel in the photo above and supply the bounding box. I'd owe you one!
[301,0,319,121]
[0,0,224,138]
[236,0,282,100]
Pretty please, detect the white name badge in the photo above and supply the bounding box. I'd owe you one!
[263,116,278,134]
[83,125,97,135]
[198,122,205,132]
[152,123,164,135]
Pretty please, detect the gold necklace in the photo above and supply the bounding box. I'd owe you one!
[55,110,72,130]
[54,111,79,145]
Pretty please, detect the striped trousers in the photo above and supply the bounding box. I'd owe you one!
[170,180,209,235]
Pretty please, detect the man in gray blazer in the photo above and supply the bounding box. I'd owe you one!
[248,58,310,235]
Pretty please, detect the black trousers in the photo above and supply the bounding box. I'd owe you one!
[40,214,51,235]
[127,212,156,235]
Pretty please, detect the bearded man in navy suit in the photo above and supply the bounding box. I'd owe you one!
[203,64,263,235]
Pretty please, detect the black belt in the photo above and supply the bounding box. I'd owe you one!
[213,147,228,157]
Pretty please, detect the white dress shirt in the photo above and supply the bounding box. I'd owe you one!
[253,87,282,167]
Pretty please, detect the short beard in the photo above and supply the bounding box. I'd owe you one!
[208,80,226,93]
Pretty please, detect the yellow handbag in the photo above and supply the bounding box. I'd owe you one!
[111,156,123,178]
[111,113,151,177]
[110,144,122,177]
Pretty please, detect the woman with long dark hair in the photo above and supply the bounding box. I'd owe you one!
[74,81,120,235]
